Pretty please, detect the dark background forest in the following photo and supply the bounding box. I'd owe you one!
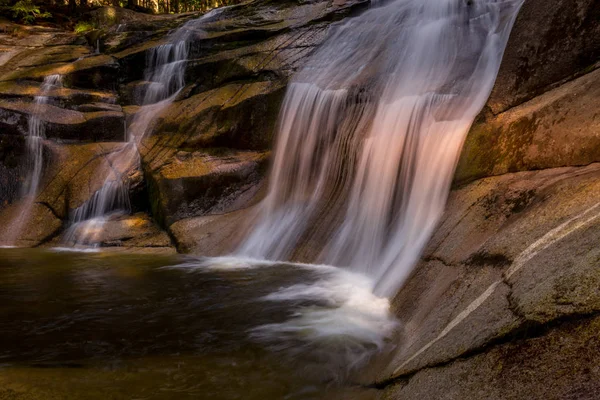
[1,0,242,27]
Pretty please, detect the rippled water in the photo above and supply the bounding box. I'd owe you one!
[0,249,392,399]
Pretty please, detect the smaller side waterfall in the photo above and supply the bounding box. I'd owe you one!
[62,9,224,247]
[24,74,63,198]
[1,75,62,246]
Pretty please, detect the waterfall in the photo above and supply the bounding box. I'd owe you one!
[2,74,62,245]
[23,74,62,198]
[239,0,524,297]
[63,9,224,247]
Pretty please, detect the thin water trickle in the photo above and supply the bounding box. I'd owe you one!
[240,0,524,297]
[2,74,62,245]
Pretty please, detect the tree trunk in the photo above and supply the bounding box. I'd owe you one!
[69,0,76,12]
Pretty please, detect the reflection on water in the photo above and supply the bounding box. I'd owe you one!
[0,249,392,399]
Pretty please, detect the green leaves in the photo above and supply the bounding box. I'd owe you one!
[11,0,51,24]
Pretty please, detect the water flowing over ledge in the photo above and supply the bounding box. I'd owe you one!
[2,74,63,246]
[62,9,226,247]
[240,0,525,297]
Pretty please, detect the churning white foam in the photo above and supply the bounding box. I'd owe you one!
[170,256,398,375]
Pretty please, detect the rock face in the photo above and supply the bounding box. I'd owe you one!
[487,0,600,115]
[455,0,600,185]
[377,164,600,397]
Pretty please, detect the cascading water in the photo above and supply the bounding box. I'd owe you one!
[24,74,62,198]
[64,10,223,247]
[240,0,524,297]
[2,74,62,245]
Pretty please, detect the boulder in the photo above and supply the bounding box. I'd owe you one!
[169,206,259,254]
[54,212,175,253]
[143,147,268,226]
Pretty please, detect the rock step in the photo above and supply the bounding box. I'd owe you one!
[456,67,600,185]
[144,148,269,227]
[0,100,126,142]
[0,80,116,106]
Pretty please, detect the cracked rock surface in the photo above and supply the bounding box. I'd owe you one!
[378,163,600,398]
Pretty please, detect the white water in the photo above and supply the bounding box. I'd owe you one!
[2,75,62,245]
[24,74,62,198]
[240,0,524,297]
[63,9,225,246]
[169,256,398,376]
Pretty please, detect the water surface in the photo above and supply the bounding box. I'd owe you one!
[0,249,389,399]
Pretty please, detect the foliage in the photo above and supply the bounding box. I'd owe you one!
[11,0,51,24]
[74,20,95,32]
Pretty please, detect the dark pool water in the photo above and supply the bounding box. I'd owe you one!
[0,249,387,399]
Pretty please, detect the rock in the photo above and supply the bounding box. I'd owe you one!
[143,148,268,226]
[488,0,600,114]
[381,315,600,400]
[73,103,123,113]
[0,80,116,107]
[41,142,144,216]
[151,80,286,152]
[55,212,175,253]
[379,163,600,383]
[0,100,125,142]
[0,55,120,92]
[1,45,90,70]
[456,68,600,185]
[119,80,153,105]
[0,134,27,210]
[0,202,62,247]
[169,206,259,255]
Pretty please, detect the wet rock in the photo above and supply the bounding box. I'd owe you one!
[56,212,175,252]
[0,134,27,210]
[0,54,120,92]
[36,142,143,219]
[151,80,286,152]
[0,80,116,107]
[0,202,62,247]
[73,103,123,113]
[120,80,153,105]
